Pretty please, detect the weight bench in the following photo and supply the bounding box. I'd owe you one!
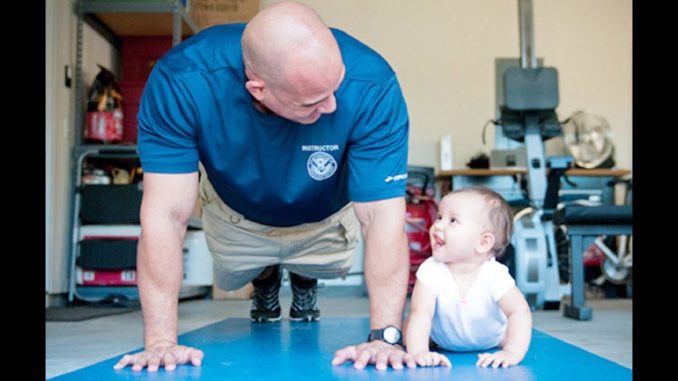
[554,205,632,320]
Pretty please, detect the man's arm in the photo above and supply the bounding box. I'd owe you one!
[138,172,198,347]
[354,197,409,331]
[114,172,202,372]
[331,197,412,370]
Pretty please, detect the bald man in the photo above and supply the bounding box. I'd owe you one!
[115,1,412,372]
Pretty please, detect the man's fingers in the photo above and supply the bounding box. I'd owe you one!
[388,352,405,370]
[113,354,133,370]
[111,345,204,373]
[189,348,204,367]
[146,355,161,373]
[374,352,389,371]
[332,346,356,365]
[162,352,177,372]
[131,355,149,372]
[353,349,373,369]
[331,352,347,366]
[333,343,412,370]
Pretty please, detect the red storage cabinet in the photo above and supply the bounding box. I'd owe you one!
[120,36,173,82]
[118,80,146,143]
[119,36,178,143]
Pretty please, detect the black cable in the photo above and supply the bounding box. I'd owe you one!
[481,119,499,146]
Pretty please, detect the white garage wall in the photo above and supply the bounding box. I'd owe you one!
[261,0,632,171]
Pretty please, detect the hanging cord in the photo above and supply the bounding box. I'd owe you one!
[481,119,500,146]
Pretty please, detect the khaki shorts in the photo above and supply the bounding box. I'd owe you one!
[199,173,360,291]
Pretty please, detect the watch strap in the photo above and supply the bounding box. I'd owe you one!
[367,326,402,345]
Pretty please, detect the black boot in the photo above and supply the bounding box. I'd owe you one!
[250,265,282,323]
[289,273,320,322]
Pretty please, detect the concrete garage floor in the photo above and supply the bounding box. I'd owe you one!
[46,293,632,379]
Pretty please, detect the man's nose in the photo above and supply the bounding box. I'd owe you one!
[318,94,337,114]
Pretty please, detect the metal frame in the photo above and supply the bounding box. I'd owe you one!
[564,225,633,320]
[68,146,139,303]
[68,1,200,303]
[503,0,563,310]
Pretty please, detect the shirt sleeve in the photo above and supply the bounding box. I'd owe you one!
[488,261,516,302]
[415,257,441,296]
[137,65,200,174]
[347,75,409,202]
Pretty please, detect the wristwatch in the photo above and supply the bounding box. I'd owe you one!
[367,325,403,346]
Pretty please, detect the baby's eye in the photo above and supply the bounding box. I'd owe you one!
[449,218,457,224]
[436,214,443,220]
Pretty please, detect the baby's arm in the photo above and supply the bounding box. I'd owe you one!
[405,280,451,367]
[476,286,532,368]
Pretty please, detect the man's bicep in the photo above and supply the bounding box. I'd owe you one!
[352,197,406,229]
[140,172,199,223]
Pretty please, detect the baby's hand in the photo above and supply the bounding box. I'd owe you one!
[412,351,452,367]
[476,350,520,368]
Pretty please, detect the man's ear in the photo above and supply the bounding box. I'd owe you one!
[244,66,266,101]
[245,78,265,101]
[476,232,496,255]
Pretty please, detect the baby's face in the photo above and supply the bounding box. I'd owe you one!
[429,192,488,263]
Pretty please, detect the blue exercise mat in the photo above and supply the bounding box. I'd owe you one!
[49,317,631,380]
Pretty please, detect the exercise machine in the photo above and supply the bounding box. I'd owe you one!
[498,0,570,309]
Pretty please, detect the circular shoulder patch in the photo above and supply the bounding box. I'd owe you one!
[307,152,337,181]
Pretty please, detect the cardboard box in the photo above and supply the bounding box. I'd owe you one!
[183,231,213,286]
[190,0,260,29]
[212,282,253,300]
[77,268,137,286]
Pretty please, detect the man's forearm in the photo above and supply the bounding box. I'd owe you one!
[363,227,409,330]
[137,227,186,347]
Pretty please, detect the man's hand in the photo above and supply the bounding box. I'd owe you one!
[332,340,416,370]
[476,350,520,368]
[113,341,204,372]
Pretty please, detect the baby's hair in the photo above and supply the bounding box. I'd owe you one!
[445,187,513,257]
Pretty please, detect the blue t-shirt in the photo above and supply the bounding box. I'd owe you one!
[138,24,409,227]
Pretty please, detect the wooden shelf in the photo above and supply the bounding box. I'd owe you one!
[437,168,631,180]
[94,12,196,36]
[80,0,199,37]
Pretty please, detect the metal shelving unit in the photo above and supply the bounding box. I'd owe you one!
[68,1,203,303]
[73,0,199,154]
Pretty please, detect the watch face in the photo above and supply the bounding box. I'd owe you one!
[383,326,401,344]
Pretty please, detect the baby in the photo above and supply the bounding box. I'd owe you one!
[405,186,532,368]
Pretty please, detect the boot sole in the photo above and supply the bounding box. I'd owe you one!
[289,315,320,322]
[251,315,282,323]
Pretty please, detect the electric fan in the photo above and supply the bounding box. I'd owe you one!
[561,111,615,168]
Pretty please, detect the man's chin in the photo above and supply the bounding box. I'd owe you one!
[296,114,322,125]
